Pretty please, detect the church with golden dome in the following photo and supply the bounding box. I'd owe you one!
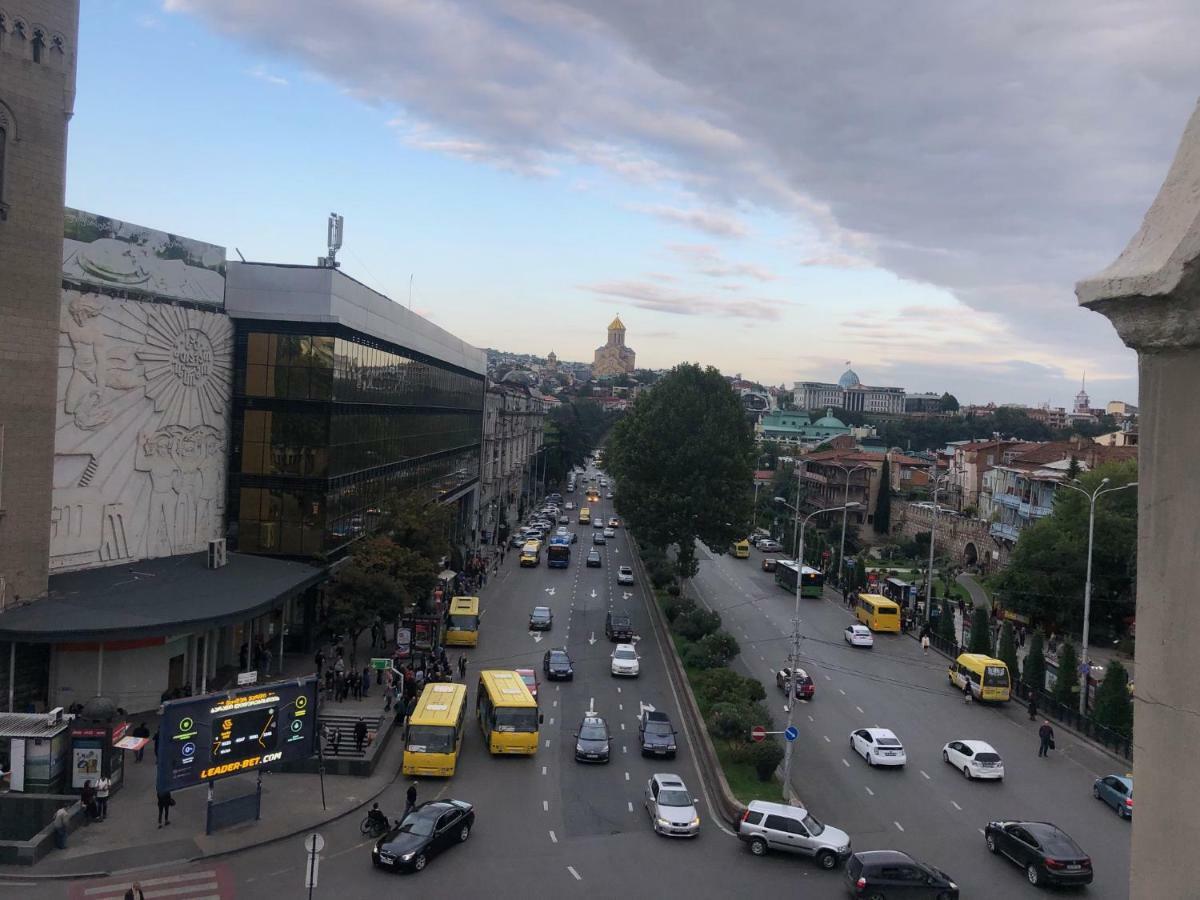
[592,315,636,377]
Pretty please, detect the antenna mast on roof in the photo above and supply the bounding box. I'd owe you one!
[318,212,344,268]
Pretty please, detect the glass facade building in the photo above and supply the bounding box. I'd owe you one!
[228,326,484,557]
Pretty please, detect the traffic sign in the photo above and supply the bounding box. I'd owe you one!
[750,725,767,743]
[304,833,325,854]
[370,658,391,670]
[784,725,799,742]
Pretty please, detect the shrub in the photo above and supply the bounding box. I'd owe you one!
[681,641,720,670]
[707,702,753,741]
[1054,641,1079,704]
[666,582,681,597]
[696,631,740,666]
[1091,660,1133,737]
[673,606,722,642]
[968,607,992,654]
[663,595,694,623]
[745,739,785,781]
[692,668,764,710]
[647,558,675,589]
[1023,632,1046,692]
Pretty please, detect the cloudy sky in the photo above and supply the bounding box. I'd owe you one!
[67,2,1200,405]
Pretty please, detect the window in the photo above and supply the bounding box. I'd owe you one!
[763,815,793,833]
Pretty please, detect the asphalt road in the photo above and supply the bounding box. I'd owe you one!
[690,541,1133,900]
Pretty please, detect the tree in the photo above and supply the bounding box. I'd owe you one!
[1023,631,1047,692]
[997,621,1020,684]
[939,392,960,412]
[874,460,892,534]
[1092,660,1132,737]
[1054,641,1079,704]
[606,363,755,580]
[968,606,992,653]
[745,739,785,781]
[937,598,956,643]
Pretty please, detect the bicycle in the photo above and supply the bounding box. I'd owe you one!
[361,814,389,838]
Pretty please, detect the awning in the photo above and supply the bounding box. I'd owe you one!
[0,551,326,642]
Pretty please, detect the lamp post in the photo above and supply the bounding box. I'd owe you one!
[924,467,955,627]
[750,479,762,535]
[774,497,860,800]
[1058,477,1138,715]
[829,462,871,588]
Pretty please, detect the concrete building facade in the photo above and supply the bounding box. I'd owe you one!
[794,365,905,414]
[480,381,547,547]
[0,1,78,605]
[592,316,635,377]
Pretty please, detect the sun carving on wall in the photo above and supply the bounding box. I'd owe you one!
[137,305,233,428]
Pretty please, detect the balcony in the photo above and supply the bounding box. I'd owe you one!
[1031,504,1053,518]
[990,522,1020,542]
[994,493,1022,510]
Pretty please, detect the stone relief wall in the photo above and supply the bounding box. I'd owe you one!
[51,211,230,573]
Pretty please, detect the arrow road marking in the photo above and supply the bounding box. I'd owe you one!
[589,632,597,645]
[530,632,543,643]
[545,587,556,596]
[591,589,598,599]
[638,701,656,717]
[623,592,633,600]
[587,697,596,715]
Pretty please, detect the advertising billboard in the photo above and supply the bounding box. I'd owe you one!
[156,677,318,793]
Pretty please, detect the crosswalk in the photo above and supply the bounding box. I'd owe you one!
[69,866,234,900]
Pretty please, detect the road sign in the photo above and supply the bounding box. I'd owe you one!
[784,725,799,742]
[305,853,320,889]
[751,725,767,743]
[304,833,325,853]
[370,658,391,670]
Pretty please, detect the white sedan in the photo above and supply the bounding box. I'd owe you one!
[844,624,874,648]
[611,643,640,677]
[617,566,635,585]
[942,739,1005,780]
[850,727,907,767]
[603,527,616,538]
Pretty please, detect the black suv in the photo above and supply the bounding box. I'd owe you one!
[638,710,678,758]
[845,850,958,898]
[542,648,574,681]
[605,611,633,642]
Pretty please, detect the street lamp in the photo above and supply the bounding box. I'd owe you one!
[1058,477,1138,715]
[924,467,956,627]
[827,462,872,588]
[773,497,860,800]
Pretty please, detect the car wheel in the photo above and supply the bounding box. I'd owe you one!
[749,837,768,857]
[963,766,972,780]
[942,749,949,763]
[1117,804,1128,819]
[1026,864,1040,886]
[866,753,874,767]
[413,853,427,872]
[985,834,998,854]
[816,849,837,870]
[459,824,470,843]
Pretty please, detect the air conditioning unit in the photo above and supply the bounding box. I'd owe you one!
[46,707,64,727]
[208,538,228,569]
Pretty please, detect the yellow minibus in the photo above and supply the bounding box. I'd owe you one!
[854,593,902,633]
[477,670,541,755]
[444,595,480,647]
[519,540,542,567]
[402,682,468,776]
[733,540,750,559]
[949,653,1011,702]
[578,507,591,525]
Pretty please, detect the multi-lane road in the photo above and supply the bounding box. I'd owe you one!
[41,466,1132,898]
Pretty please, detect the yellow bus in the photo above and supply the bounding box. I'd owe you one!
[402,682,468,776]
[949,653,1011,702]
[476,670,541,755]
[444,595,480,647]
[733,539,750,559]
[519,540,542,567]
[578,507,591,525]
[854,593,902,633]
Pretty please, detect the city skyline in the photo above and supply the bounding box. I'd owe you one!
[63,4,1200,404]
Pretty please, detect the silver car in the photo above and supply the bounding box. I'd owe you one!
[644,774,700,837]
[737,800,851,869]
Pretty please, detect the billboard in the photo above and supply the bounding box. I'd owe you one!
[156,677,318,793]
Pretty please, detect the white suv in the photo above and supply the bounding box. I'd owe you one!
[737,800,851,869]
[611,643,640,677]
[617,566,634,585]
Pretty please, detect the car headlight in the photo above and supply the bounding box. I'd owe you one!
[656,817,669,827]
[401,851,415,861]
[667,744,677,751]
[690,816,700,827]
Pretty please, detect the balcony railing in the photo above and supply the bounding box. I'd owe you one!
[993,493,1022,510]
[989,522,1020,542]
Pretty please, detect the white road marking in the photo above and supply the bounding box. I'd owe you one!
[823,735,830,743]
[549,717,554,725]
[618,703,623,710]
[628,801,634,812]
[567,866,582,881]
[545,739,551,748]
[621,723,625,730]
[865,786,874,796]
[839,689,846,695]
[825,675,831,681]
[624,771,630,781]
[616,686,621,693]
[951,801,962,811]
[542,766,548,775]
[842,759,850,767]
[894,821,905,832]
[855,705,863,713]
[543,800,549,812]
[552,700,558,707]
[807,715,814,722]
[920,770,930,780]
[549,830,558,843]
[979,828,986,836]
[622,745,627,753]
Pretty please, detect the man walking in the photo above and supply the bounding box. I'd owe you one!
[457,654,467,680]
[95,773,111,821]
[404,782,418,819]
[156,790,173,828]
[921,632,930,655]
[1038,720,1055,758]
[354,717,368,754]
[123,883,146,900]
[132,722,150,763]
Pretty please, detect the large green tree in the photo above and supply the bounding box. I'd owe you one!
[997,621,1020,684]
[606,363,754,579]
[995,462,1137,634]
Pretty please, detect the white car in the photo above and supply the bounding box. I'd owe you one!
[617,566,635,585]
[606,491,614,499]
[603,527,616,538]
[844,624,874,648]
[565,501,575,510]
[644,773,700,837]
[943,739,1004,780]
[611,643,640,677]
[851,728,906,767]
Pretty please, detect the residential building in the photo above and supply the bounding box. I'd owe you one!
[797,448,929,529]
[947,439,1034,510]
[794,365,905,414]
[1095,425,1138,448]
[481,381,547,546]
[1106,400,1138,418]
[592,315,636,377]
[1026,404,1069,430]
[980,439,1138,545]
[0,1,79,606]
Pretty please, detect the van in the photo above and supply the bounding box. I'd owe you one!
[737,800,851,869]
[733,540,750,559]
[605,611,633,642]
[949,653,1011,702]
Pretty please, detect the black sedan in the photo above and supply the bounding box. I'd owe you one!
[984,820,1093,887]
[574,715,611,763]
[543,648,574,680]
[372,799,474,873]
[529,606,553,630]
[586,549,602,567]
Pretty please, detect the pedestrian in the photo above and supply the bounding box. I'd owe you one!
[334,655,345,677]
[1038,720,1055,757]
[123,883,146,900]
[80,780,98,823]
[351,671,361,701]
[404,782,418,819]
[1019,624,1027,648]
[156,790,173,827]
[361,666,371,699]
[53,804,70,849]
[1028,695,1038,721]
[415,667,425,691]
[330,726,341,756]
[314,647,325,678]
[963,681,972,704]
[132,722,150,763]
[458,654,467,680]
[921,633,930,655]
[354,717,368,754]
[95,773,111,821]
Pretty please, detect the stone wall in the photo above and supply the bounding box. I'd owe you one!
[892,500,1008,572]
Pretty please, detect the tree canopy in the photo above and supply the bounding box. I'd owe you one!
[606,363,755,578]
[544,400,617,486]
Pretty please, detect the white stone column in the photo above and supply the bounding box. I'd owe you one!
[1076,97,1200,900]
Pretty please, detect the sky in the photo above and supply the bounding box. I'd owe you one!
[65,2,1200,406]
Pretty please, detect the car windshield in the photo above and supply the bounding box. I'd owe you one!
[579,723,607,740]
[645,721,671,734]
[398,811,439,837]
[612,616,630,626]
[550,652,569,664]
[532,607,550,617]
[615,648,636,660]
[802,812,825,836]
[406,724,455,753]
[657,789,690,807]
[494,708,539,732]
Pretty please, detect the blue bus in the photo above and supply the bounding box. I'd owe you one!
[547,537,571,569]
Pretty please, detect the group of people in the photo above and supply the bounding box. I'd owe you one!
[238,636,274,675]
[77,775,112,823]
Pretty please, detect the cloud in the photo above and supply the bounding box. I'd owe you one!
[668,244,777,281]
[629,204,748,238]
[579,280,784,320]
[248,64,288,87]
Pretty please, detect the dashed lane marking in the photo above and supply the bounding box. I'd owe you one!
[920,770,930,780]
[855,705,863,713]
[864,786,874,796]
[624,771,630,781]
[823,735,830,743]
[549,830,558,843]
[567,866,582,881]
[951,801,962,811]
[842,759,850,767]
[894,821,905,832]
[542,766,548,775]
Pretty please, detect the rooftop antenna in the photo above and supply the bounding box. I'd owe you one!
[318,212,343,268]
[234,247,246,262]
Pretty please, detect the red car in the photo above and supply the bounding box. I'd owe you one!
[516,667,539,700]
[776,667,815,701]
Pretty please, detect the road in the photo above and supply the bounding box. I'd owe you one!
[690,541,1133,899]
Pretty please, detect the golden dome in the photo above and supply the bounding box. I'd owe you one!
[607,316,626,331]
